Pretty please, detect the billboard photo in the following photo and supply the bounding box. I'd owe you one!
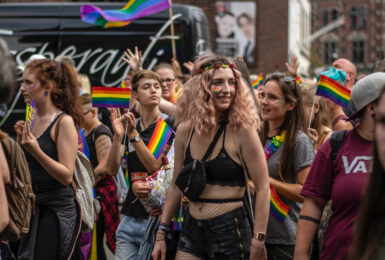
[215,1,256,65]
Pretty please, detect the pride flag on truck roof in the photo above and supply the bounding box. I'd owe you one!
[81,0,171,28]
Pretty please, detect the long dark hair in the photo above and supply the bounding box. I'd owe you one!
[349,88,385,260]
[260,73,305,181]
[25,59,82,126]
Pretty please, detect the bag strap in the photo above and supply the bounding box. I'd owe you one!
[201,122,227,162]
[330,130,347,166]
[234,128,254,220]
[53,113,77,191]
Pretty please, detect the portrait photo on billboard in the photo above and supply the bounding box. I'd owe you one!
[215,1,256,65]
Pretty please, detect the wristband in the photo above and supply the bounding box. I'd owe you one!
[299,215,320,224]
[158,222,171,232]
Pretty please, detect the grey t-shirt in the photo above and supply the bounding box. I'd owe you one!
[266,131,314,245]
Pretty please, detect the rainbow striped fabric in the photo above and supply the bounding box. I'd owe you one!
[147,118,173,160]
[92,87,130,108]
[81,0,170,28]
[270,185,290,223]
[252,73,263,89]
[316,74,351,108]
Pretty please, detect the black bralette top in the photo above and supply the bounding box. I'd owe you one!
[183,127,246,187]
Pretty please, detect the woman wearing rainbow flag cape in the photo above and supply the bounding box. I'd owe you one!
[295,72,385,260]
[259,72,315,259]
[152,54,270,260]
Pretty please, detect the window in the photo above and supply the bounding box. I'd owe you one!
[358,6,366,29]
[331,9,338,21]
[350,7,357,29]
[322,10,328,26]
[323,42,336,64]
[352,41,364,63]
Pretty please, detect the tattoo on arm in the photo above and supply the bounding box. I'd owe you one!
[95,135,112,164]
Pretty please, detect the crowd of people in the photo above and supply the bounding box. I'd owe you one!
[1,34,385,260]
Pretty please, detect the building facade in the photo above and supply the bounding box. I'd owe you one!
[311,0,385,75]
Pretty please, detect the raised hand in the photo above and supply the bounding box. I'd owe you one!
[306,128,319,148]
[110,108,124,138]
[122,46,143,72]
[21,121,39,154]
[285,55,299,77]
[120,112,137,139]
[183,61,194,73]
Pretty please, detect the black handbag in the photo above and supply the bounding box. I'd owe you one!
[175,123,226,201]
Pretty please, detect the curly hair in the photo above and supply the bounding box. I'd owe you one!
[176,54,259,135]
[25,59,82,126]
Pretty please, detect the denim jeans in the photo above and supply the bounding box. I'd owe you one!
[115,216,150,260]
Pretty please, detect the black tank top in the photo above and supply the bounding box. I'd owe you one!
[24,113,69,194]
[184,127,246,187]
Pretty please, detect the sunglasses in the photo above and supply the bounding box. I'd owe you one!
[272,71,296,83]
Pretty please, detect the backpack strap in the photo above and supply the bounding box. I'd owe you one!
[330,130,347,166]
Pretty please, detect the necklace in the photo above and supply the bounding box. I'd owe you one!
[140,113,159,131]
[264,130,286,160]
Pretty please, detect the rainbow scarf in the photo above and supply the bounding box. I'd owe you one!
[316,74,351,108]
[252,73,263,89]
[81,0,170,28]
[270,185,290,222]
[147,117,173,160]
[92,87,130,108]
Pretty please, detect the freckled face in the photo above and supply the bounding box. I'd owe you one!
[259,80,292,121]
[210,68,236,112]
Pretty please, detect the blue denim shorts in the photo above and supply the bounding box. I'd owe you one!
[178,206,252,259]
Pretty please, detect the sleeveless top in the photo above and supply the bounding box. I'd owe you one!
[184,127,246,187]
[24,113,70,194]
[85,124,113,169]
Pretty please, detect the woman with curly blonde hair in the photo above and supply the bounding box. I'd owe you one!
[152,54,270,260]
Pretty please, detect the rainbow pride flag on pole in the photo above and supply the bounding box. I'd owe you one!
[81,0,171,28]
[316,74,351,108]
[270,185,290,223]
[252,73,263,89]
[92,87,130,108]
[147,118,173,160]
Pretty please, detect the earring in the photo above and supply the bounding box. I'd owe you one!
[44,91,49,96]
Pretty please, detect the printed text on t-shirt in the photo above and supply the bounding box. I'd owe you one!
[342,156,373,174]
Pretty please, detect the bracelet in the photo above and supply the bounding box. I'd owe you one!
[299,215,320,224]
[158,222,171,232]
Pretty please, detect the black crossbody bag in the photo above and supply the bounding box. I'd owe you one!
[175,123,227,201]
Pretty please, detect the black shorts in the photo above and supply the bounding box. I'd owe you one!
[178,206,252,260]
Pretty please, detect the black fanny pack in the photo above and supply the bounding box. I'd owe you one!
[175,123,226,201]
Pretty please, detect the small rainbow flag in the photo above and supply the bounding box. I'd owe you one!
[270,185,290,223]
[81,0,170,28]
[316,74,351,108]
[252,73,263,89]
[147,118,173,160]
[92,87,130,108]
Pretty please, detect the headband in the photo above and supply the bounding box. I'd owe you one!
[198,63,236,74]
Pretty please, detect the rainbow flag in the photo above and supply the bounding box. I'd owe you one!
[295,76,301,84]
[81,0,170,28]
[252,73,263,89]
[316,74,351,108]
[92,87,130,108]
[147,118,173,160]
[270,185,290,223]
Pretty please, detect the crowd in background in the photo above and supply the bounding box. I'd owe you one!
[1,35,385,260]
